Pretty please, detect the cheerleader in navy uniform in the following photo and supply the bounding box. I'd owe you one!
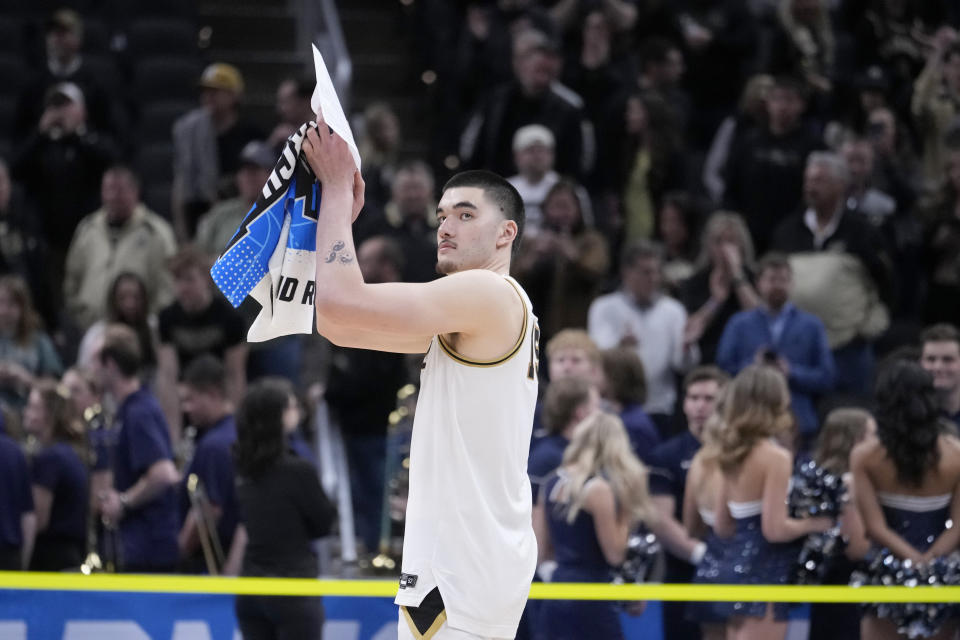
[851,361,960,640]
[804,408,874,640]
[683,413,730,640]
[710,365,832,640]
[532,412,656,640]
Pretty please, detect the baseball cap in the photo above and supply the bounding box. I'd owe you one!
[46,8,83,36]
[239,140,275,169]
[199,63,244,93]
[45,82,85,107]
[512,124,555,152]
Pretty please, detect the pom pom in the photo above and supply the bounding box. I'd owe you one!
[788,459,848,584]
[613,531,663,585]
[850,549,960,638]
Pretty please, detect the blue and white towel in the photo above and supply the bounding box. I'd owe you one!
[210,45,360,342]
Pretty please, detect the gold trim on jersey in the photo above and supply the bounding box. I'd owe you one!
[436,278,528,367]
[401,605,447,640]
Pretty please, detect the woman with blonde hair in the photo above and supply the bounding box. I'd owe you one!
[533,411,656,639]
[682,410,729,640]
[710,365,832,640]
[679,211,760,363]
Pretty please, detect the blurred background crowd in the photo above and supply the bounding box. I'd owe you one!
[4,0,960,638]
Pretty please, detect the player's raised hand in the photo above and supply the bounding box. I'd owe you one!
[302,112,356,201]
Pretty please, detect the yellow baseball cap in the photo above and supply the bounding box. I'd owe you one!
[199,63,244,93]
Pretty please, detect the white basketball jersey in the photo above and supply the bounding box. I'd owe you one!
[395,275,540,638]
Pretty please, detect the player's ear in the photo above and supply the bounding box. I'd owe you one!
[497,219,518,250]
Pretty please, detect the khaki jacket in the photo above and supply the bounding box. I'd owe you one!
[64,204,177,330]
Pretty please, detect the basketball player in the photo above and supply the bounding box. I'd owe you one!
[302,119,540,640]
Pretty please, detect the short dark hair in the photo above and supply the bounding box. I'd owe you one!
[620,239,664,270]
[100,324,142,378]
[182,354,227,396]
[756,252,792,277]
[283,74,314,99]
[921,323,960,348]
[104,164,140,190]
[441,170,525,257]
[600,348,646,406]
[683,365,730,393]
[168,244,214,278]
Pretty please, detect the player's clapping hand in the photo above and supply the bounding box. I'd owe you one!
[302,113,365,222]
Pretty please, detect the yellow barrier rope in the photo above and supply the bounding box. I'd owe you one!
[1,572,959,603]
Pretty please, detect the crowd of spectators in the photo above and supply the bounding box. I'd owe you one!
[3,1,960,637]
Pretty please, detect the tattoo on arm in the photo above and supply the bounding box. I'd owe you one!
[324,240,354,265]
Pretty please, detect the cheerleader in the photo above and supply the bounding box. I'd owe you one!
[851,361,960,640]
[805,408,874,640]
[683,413,729,640]
[532,412,656,640]
[710,365,832,640]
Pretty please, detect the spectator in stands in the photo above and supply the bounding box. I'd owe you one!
[13,9,124,144]
[177,355,239,573]
[268,76,315,150]
[723,76,824,251]
[233,379,335,639]
[357,102,402,213]
[923,145,960,325]
[172,63,263,240]
[767,0,835,95]
[507,124,560,232]
[911,28,960,198]
[864,106,918,213]
[647,365,729,640]
[635,37,691,134]
[459,29,594,180]
[355,161,438,283]
[11,82,118,313]
[599,347,660,458]
[549,0,637,37]
[0,413,34,570]
[679,211,760,364]
[841,136,897,224]
[514,179,608,343]
[770,152,893,396]
[601,91,685,243]
[588,240,699,429]
[77,273,159,379]
[919,324,960,429]
[97,324,180,573]
[656,192,700,294]
[64,166,176,332]
[0,275,63,414]
[716,252,836,447]
[702,74,774,204]
[0,159,48,327]
[678,0,759,149]
[533,329,603,439]
[196,141,275,257]
[157,246,247,437]
[528,375,599,503]
[559,10,629,128]
[324,236,408,554]
[23,379,87,571]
